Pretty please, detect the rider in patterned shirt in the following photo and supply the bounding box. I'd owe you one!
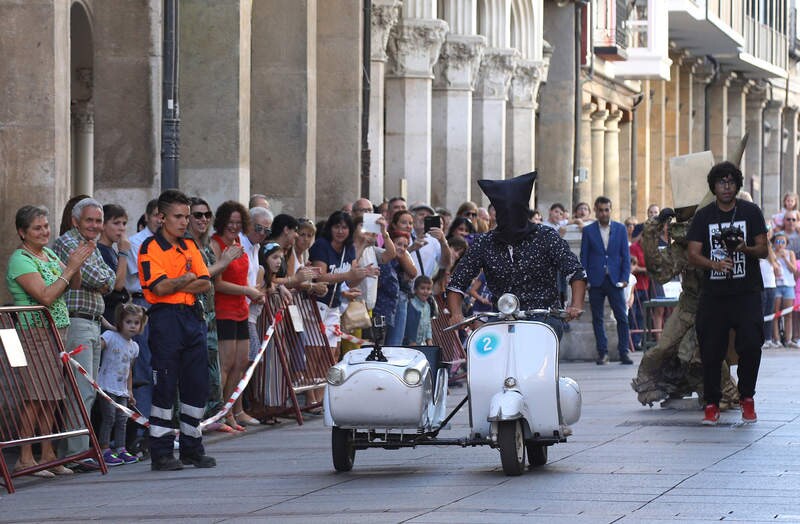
[446,172,586,335]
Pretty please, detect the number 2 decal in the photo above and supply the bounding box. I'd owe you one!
[474,332,500,356]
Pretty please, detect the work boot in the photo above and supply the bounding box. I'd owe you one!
[701,403,720,426]
[180,453,217,468]
[741,397,757,423]
[151,455,184,471]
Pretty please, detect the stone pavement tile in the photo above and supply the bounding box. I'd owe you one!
[628,499,800,521]
[407,509,613,523]
[237,511,424,523]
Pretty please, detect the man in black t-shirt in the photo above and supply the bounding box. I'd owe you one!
[687,161,768,425]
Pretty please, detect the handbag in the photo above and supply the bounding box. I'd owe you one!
[341,299,372,333]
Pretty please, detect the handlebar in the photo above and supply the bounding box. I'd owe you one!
[442,308,570,332]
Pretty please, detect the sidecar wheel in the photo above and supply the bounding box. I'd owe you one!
[498,420,525,476]
[331,427,355,472]
[526,442,548,467]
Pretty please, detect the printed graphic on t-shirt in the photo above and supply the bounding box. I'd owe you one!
[708,220,746,280]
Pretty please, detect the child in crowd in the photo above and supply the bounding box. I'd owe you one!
[404,276,434,346]
[98,303,146,466]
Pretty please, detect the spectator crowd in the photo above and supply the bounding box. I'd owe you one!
[6,183,786,474]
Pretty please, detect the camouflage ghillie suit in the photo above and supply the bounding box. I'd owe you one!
[630,218,739,409]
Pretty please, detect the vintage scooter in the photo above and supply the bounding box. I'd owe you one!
[323,293,582,476]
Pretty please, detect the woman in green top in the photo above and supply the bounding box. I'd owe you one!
[6,205,93,477]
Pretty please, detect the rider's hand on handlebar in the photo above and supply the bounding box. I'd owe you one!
[448,310,464,327]
[564,306,583,321]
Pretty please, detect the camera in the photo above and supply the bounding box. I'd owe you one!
[712,225,744,253]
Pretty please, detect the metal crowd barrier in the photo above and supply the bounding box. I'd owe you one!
[251,291,333,425]
[0,306,106,493]
[431,295,467,381]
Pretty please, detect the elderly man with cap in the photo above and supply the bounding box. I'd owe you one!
[446,172,586,336]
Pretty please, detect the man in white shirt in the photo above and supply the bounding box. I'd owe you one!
[410,204,451,280]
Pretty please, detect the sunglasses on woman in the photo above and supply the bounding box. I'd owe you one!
[192,211,213,220]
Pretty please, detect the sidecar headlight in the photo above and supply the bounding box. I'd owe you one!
[326,366,345,386]
[403,368,422,385]
[497,293,520,315]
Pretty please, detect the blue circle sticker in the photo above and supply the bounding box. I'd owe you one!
[473,332,501,356]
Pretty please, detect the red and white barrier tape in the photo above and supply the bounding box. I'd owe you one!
[332,326,371,346]
[198,310,283,430]
[61,309,284,433]
[60,346,151,428]
[764,304,798,322]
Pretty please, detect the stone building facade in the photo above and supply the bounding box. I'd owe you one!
[2,0,800,307]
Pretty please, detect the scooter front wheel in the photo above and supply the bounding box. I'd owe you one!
[331,426,355,472]
[526,442,548,467]
[498,420,525,476]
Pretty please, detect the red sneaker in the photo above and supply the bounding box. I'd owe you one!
[702,404,720,425]
[741,397,757,423]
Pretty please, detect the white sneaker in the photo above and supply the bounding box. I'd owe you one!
[770,340,785,348]
[787,341,800,349]
[762,340,775,349]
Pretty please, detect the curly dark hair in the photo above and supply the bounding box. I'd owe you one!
[213,200,250,235]
[321,211,354,245]
[707,161,743,194]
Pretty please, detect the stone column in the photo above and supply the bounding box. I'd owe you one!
[471,48,518,205]
[691,60,714,154]
[650,80,666,208]
[763,101,784,213]
[368,0,401,203]
[385,18,448,204]
[783,107,798,194]
[679,59,694,155]
[71,100,94,196]
[251,0,317,217]
[576,100,595,206]
[431,33,485,209]
[536,2,577,212]
[745,86,767,204]
[181,0,251,210]
[590,108,609,201]
[727,77,749,165]
[506,60,544,199]
[316,0,363,214]
[604,109,623,217]
[635,82,651,215]
[708,73,732,163]
[666,54,681,166]
[618,114,632,219]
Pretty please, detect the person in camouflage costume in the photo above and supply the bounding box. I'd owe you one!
[630,214,739,409]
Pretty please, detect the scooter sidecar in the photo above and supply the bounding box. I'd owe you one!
[324,346,449,471]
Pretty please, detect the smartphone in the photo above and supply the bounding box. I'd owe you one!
[424,215,442,233]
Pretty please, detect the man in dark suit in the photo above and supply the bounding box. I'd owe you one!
[580,196,633,365]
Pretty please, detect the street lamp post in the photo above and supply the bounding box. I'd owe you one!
[161,0,180,190]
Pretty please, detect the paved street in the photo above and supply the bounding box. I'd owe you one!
[3,348,800,523]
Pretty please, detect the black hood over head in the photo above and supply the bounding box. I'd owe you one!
[477,171,537,244]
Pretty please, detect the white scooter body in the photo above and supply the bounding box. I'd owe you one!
[467,320,576,442]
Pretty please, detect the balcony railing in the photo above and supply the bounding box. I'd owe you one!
[594,0,629,61]
[707,0,744,37]
[744,15,788,71]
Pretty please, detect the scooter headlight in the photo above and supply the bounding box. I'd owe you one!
[504,376,517,389]
[403,368,422,385]
[497,293,520,315]
[326,366,345,386]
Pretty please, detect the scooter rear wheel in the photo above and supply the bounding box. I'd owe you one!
[526,442,548,466]
[331,427,355,472]
[498,420,525,476]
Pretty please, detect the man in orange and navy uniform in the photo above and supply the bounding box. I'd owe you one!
[138,189,216,471]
